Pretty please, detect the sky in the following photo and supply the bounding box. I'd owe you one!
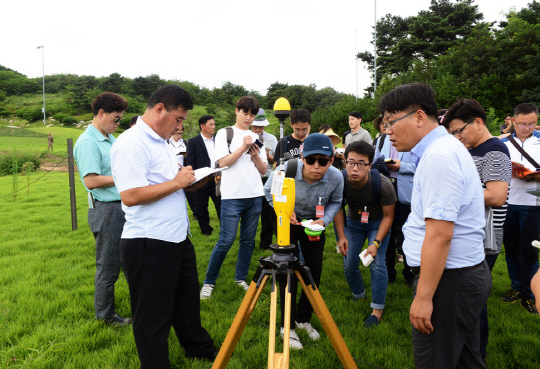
[0,0,533,97]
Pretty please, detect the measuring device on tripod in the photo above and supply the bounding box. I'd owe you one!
[212,98,358,369]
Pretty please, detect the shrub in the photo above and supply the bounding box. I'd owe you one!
[61,116,78,124]
[52,113,69,121]
[0,153,41,176]
[0,109,11,117]
[22,108,44,122]
[15,108,26,117]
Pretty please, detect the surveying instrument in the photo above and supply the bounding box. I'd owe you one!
[211,98,358,369]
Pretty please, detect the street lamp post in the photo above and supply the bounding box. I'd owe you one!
[374,0,377,94]
[37,46,45,125]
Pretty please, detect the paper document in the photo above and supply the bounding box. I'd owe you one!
[300,220,325,232]
[359,249,374,267]
[192,166,228,184]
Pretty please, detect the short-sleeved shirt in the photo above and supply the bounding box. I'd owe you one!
[403,126,486,269]
[469,138,512,231]
[344,127,372,147]
[344,172,397,222]
[501,134,540,206]
[74,124,120,202]
[274,135,304,159]
[111,118,189,243]
[215,126,267,200]
[260,131,278,177]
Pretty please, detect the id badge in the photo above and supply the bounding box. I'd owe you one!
[360,206,368,223]
[361,212,369,223]
[316,205,324,218]
[271,171,285,196]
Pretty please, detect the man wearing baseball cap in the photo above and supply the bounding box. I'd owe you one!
[251,108,278,249]
[263,133,343,349]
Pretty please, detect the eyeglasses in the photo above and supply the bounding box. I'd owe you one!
[304,156,331,166]
[346,161,369,169]
[106,112,124,125]
[383,110,418,130]
[515,123,537,128]
[450,117,476,137]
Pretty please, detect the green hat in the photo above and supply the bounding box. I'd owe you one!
[252,108,270,127]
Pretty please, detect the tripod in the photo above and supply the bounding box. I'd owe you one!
[211,244,358,369]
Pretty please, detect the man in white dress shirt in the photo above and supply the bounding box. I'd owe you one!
[111,85,216,368]
[379,83,491,369]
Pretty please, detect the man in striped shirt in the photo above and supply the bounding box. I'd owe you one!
[442,99,511,363]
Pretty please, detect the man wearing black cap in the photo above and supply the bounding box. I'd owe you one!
[263,133,343,350]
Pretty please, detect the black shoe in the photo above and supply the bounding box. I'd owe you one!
[388,275,396,284]
[202,231,212,236]
[186,349,218,362]
[501,288,521,303]
[521,299,538,314]
[259,243,271,250]
[104,313,132,326]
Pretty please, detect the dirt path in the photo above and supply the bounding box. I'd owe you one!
[40,161,76,173]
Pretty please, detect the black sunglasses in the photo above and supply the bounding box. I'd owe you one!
[304,156,331,166]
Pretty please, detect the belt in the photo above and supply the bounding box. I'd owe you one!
[95,200,121,203]
[389,177,397,183]
[410,261,484,277]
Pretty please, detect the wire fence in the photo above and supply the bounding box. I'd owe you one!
[0,157,69,199]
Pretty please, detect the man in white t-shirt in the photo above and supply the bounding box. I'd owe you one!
[200,96,268,299]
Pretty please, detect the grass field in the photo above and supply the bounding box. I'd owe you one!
[0,127,539,368]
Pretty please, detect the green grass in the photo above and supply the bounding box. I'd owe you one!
[1,129,540,368]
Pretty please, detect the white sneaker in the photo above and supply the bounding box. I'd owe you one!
[235,280,249,291]
[200,284,214,299]
[295,321,320,340]
[280,327,303,350]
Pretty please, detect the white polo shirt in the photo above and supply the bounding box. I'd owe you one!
[111,118,189,243]
[501,134,540,206]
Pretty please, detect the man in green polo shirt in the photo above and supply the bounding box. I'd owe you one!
[74,92,131,326]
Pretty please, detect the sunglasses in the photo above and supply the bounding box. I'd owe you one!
[304,156,331,166]
[106,112,124,125]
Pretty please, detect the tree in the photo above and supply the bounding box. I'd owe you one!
[358,0,486,90]
[132,74,165,100]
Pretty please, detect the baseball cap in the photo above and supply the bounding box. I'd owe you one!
[302,133,333,157]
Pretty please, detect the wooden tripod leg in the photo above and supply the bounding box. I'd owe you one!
[295,270,358,369]
[269,270,292,369]
[212,276,269,369]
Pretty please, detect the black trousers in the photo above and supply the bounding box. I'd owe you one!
[120,238,215,369]
[193,181,221,234]
[386,182,414,282]
[260,177,276,248]
[279,224,325,329]
[412,260,491,369]
[479,253,498,360]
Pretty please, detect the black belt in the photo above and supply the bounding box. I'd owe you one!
[95,200,121,203]
[410,260,484,277]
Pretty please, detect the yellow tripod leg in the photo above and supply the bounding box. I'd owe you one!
[295,270,358,369]
[212,276,269,369]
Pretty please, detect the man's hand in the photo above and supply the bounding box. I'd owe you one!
[338,238,348,256]
[410,297,434,334]
[290,212,300,225]
[184,174,212,191]
[242,135,253,150]
[311,219,325,227]
[365,243,378,258]
[174,166,196,189]
[248,143,261,157]
[386,159,401,172]
[514,171,538,181]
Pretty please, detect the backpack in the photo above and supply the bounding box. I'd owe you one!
[215,127,234,197]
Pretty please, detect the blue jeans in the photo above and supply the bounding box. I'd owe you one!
[343,216,389,310]
[204,197,262,285]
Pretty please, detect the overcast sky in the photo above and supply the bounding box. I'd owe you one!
[0,0,532,97]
